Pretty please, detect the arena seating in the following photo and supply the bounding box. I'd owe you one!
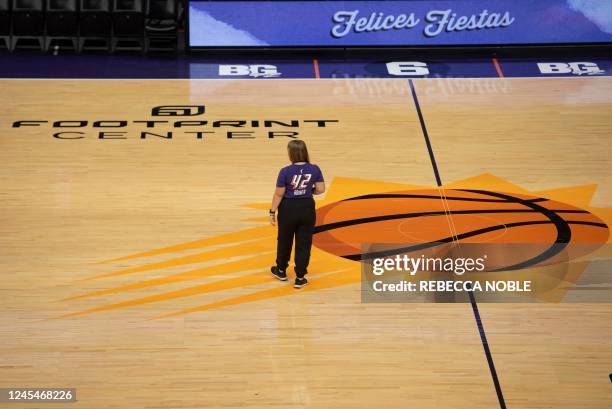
[1,0,181,53]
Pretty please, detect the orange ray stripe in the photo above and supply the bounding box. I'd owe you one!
[158,268,359,318]
[87,237,275,280]
[55,270,274,319]
[100,225,274,263]
[64,252,277,301]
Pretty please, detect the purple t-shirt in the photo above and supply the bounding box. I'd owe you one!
[276,163,324,199]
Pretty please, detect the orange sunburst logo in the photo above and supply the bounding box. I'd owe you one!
[57,174,611,319]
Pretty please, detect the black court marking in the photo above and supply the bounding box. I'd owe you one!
[314,208,589,234]
[459,189,574,271]
[343,193,549,203]
[342,220,605,261]
[409,79,442,187]
[408,79,507,409]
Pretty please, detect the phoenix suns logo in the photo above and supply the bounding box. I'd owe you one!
[313,188,608,270]
[56,174,610,319]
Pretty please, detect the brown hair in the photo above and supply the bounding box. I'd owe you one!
[287,140,310,163]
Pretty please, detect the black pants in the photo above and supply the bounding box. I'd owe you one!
[276,198,316,278]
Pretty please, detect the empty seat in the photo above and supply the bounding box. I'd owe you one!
[0,0,10,49]
[78,0,110,51]
[111,0,143,51]
[146,0,176,31]
[46,0,77,35]
[145,0,178,52]
[45,0,78,51]
[11,0,45,50]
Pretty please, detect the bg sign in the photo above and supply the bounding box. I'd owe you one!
[537,62,605,76]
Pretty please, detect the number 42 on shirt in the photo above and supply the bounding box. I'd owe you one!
[290,174,312,189]
[290,174,312,195]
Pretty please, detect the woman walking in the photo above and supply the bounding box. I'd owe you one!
[269,140,325,288]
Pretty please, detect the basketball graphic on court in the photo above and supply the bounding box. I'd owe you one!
[313,188,609,270]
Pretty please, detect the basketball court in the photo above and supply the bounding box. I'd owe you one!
[1,55,611,408]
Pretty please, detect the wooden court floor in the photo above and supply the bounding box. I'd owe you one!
[1,77,611,408]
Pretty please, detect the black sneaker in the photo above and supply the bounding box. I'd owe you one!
[271,266,287,281]
[294,277,308,289]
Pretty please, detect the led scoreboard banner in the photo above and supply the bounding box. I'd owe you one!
[188,0,612,48]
